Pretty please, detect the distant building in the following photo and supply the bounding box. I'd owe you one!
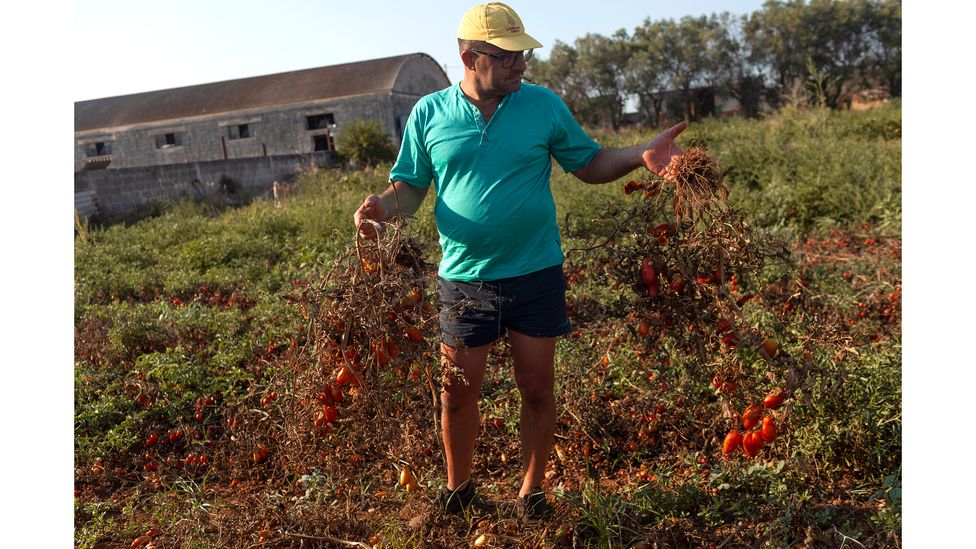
[74,53,450,219]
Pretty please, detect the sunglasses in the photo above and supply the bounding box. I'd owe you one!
[470,48,534,69]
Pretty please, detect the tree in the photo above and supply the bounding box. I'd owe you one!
[862,0,901,97]
[711,12,766,118]
[746,0,889,109]
[654,15,729,121]
[625,18,670,127]
[744,0,810,108]
[572,31,630,129]
[529,40,588,117]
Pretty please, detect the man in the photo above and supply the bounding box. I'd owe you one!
[353,2,686,522]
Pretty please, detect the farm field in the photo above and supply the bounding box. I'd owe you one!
[74,102,901,548]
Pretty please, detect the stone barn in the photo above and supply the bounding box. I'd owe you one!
[74,53,450,219]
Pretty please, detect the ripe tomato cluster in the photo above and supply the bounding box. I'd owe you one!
[129,528,159,548]
[398,464,418,492]
[723,388,786,458]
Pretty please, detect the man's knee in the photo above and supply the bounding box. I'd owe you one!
[441,378,480,413]
[518,380,554,409]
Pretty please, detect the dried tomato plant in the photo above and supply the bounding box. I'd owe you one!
[569,146,852,453]
[209,212,462,540]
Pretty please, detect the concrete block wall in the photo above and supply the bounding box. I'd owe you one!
[75,153,333,219]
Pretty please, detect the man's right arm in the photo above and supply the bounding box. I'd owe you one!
[353,180,429,238]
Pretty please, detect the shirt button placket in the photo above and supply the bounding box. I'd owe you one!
[474,108,488,143]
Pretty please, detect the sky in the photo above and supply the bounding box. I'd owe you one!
[73,0,768,101]
[4,1,976,546]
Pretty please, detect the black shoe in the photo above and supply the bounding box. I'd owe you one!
[520,487,553,523]
[436,480,497,515]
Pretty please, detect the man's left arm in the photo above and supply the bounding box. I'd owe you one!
[573,122,688,184]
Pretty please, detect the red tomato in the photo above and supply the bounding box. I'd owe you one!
[406,287,424,305]
[742,404,763,430]
[735,293,754,307]
[763,389,787,409]
[374,345,389,367]
[641,258,660,297]
[342,348,361,365]
[722,430,742,454]
[715,318,733,333]
[405,326,423,343]
[669,275,686,293]
[336,366,356,387]
[638,319,651,337]
[329,384,345,404]
[386,337,400,359]
[651,223,671,237]
[253,444,270,464]
[742,431,764,457]
[761,416,777,443]
[323,405,339,424]
[145,433,159,447]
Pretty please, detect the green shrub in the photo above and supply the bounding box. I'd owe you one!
[335,119,396,167]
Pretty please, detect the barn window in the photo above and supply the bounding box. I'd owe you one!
[306,113,335,130]
[312,134,334,152]
[85,141,113,157]
[228,124,251,140]
[155,132,183,149]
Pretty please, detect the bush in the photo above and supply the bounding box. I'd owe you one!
[335,119,396,167]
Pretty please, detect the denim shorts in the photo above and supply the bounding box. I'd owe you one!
[437,264,573,348]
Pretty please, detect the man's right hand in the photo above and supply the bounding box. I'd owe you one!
[353,181,429,239]
[353,194,388,239]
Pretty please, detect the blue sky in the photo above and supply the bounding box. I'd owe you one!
[73,0,767,100]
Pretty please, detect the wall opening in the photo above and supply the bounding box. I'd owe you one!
[85,141,113,157]
[306,113,336,130]
[227,123,251,140]
[155,132,183,149]
[312,134,334,152]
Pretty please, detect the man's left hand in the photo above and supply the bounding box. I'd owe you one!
[641,121,687,181]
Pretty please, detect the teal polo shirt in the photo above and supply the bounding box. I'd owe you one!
[390,82,600,281]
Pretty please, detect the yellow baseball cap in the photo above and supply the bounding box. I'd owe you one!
[457,2,543,51]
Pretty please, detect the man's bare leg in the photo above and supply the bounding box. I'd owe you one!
[509,330,557,498]
[440,342,491,491]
